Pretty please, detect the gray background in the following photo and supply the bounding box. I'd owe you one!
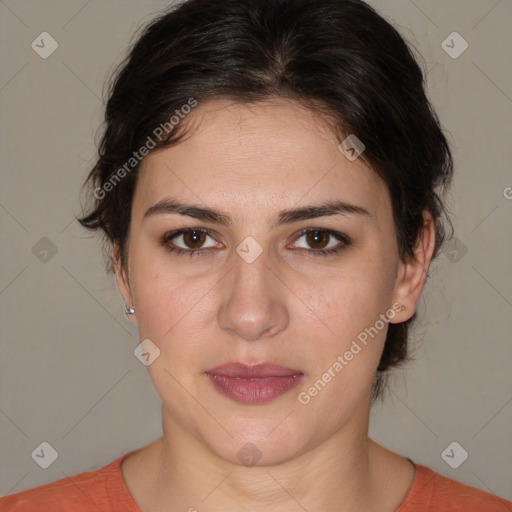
[1,0,511,501]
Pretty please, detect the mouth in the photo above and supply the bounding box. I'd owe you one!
[205,362,304,404]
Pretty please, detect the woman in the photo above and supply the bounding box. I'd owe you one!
[3,0,510,510]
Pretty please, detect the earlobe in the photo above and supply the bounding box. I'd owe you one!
[390,212,436,323]
[113,245,136,324]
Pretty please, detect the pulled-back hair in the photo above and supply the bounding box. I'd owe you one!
[78,0,453,401]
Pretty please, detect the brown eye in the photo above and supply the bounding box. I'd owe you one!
[162,228,219,255]
[305,230,330,250]
[182,230,207,249]
[292,228,351,255]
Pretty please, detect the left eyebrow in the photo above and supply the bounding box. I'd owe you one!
[142,198,370,227]
[273,200,370,227]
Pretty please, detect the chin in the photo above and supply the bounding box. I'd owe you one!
[205,420,308,468]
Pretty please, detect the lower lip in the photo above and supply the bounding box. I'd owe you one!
[206,373,303,404]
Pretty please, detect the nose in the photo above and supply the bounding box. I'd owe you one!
[217,248,290,341]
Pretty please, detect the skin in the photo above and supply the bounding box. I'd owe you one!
[114,98,435,512]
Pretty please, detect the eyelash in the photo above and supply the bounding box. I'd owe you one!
[161,227,352,258]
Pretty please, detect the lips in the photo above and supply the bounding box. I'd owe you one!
[205,363,304,404]
[207,362,303,379]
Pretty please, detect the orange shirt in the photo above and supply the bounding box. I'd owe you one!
[2,453,511,511]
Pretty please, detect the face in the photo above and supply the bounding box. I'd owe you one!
[115,98,431,466]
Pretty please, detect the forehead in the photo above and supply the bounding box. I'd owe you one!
[135,98,390,223]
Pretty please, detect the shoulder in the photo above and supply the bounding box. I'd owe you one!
[398,462,512,512]
[0,453,138,512]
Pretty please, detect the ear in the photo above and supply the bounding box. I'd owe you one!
[113,245,137,324]
[389,211,436,323]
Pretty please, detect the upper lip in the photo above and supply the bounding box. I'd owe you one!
[206,362,303,379]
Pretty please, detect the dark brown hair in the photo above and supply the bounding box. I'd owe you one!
[78,0,453,401]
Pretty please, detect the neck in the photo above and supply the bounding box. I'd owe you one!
[148,404,395,512]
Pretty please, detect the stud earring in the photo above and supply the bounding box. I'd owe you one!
[125,305,135,318]
[399,303,407,311]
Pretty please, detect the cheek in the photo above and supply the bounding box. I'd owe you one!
[297,259,395,342]
[133,271,210,339]
[294,275,392,425]
[129,264,217,402]
[129,248,222,358]
[291,256,396,410]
